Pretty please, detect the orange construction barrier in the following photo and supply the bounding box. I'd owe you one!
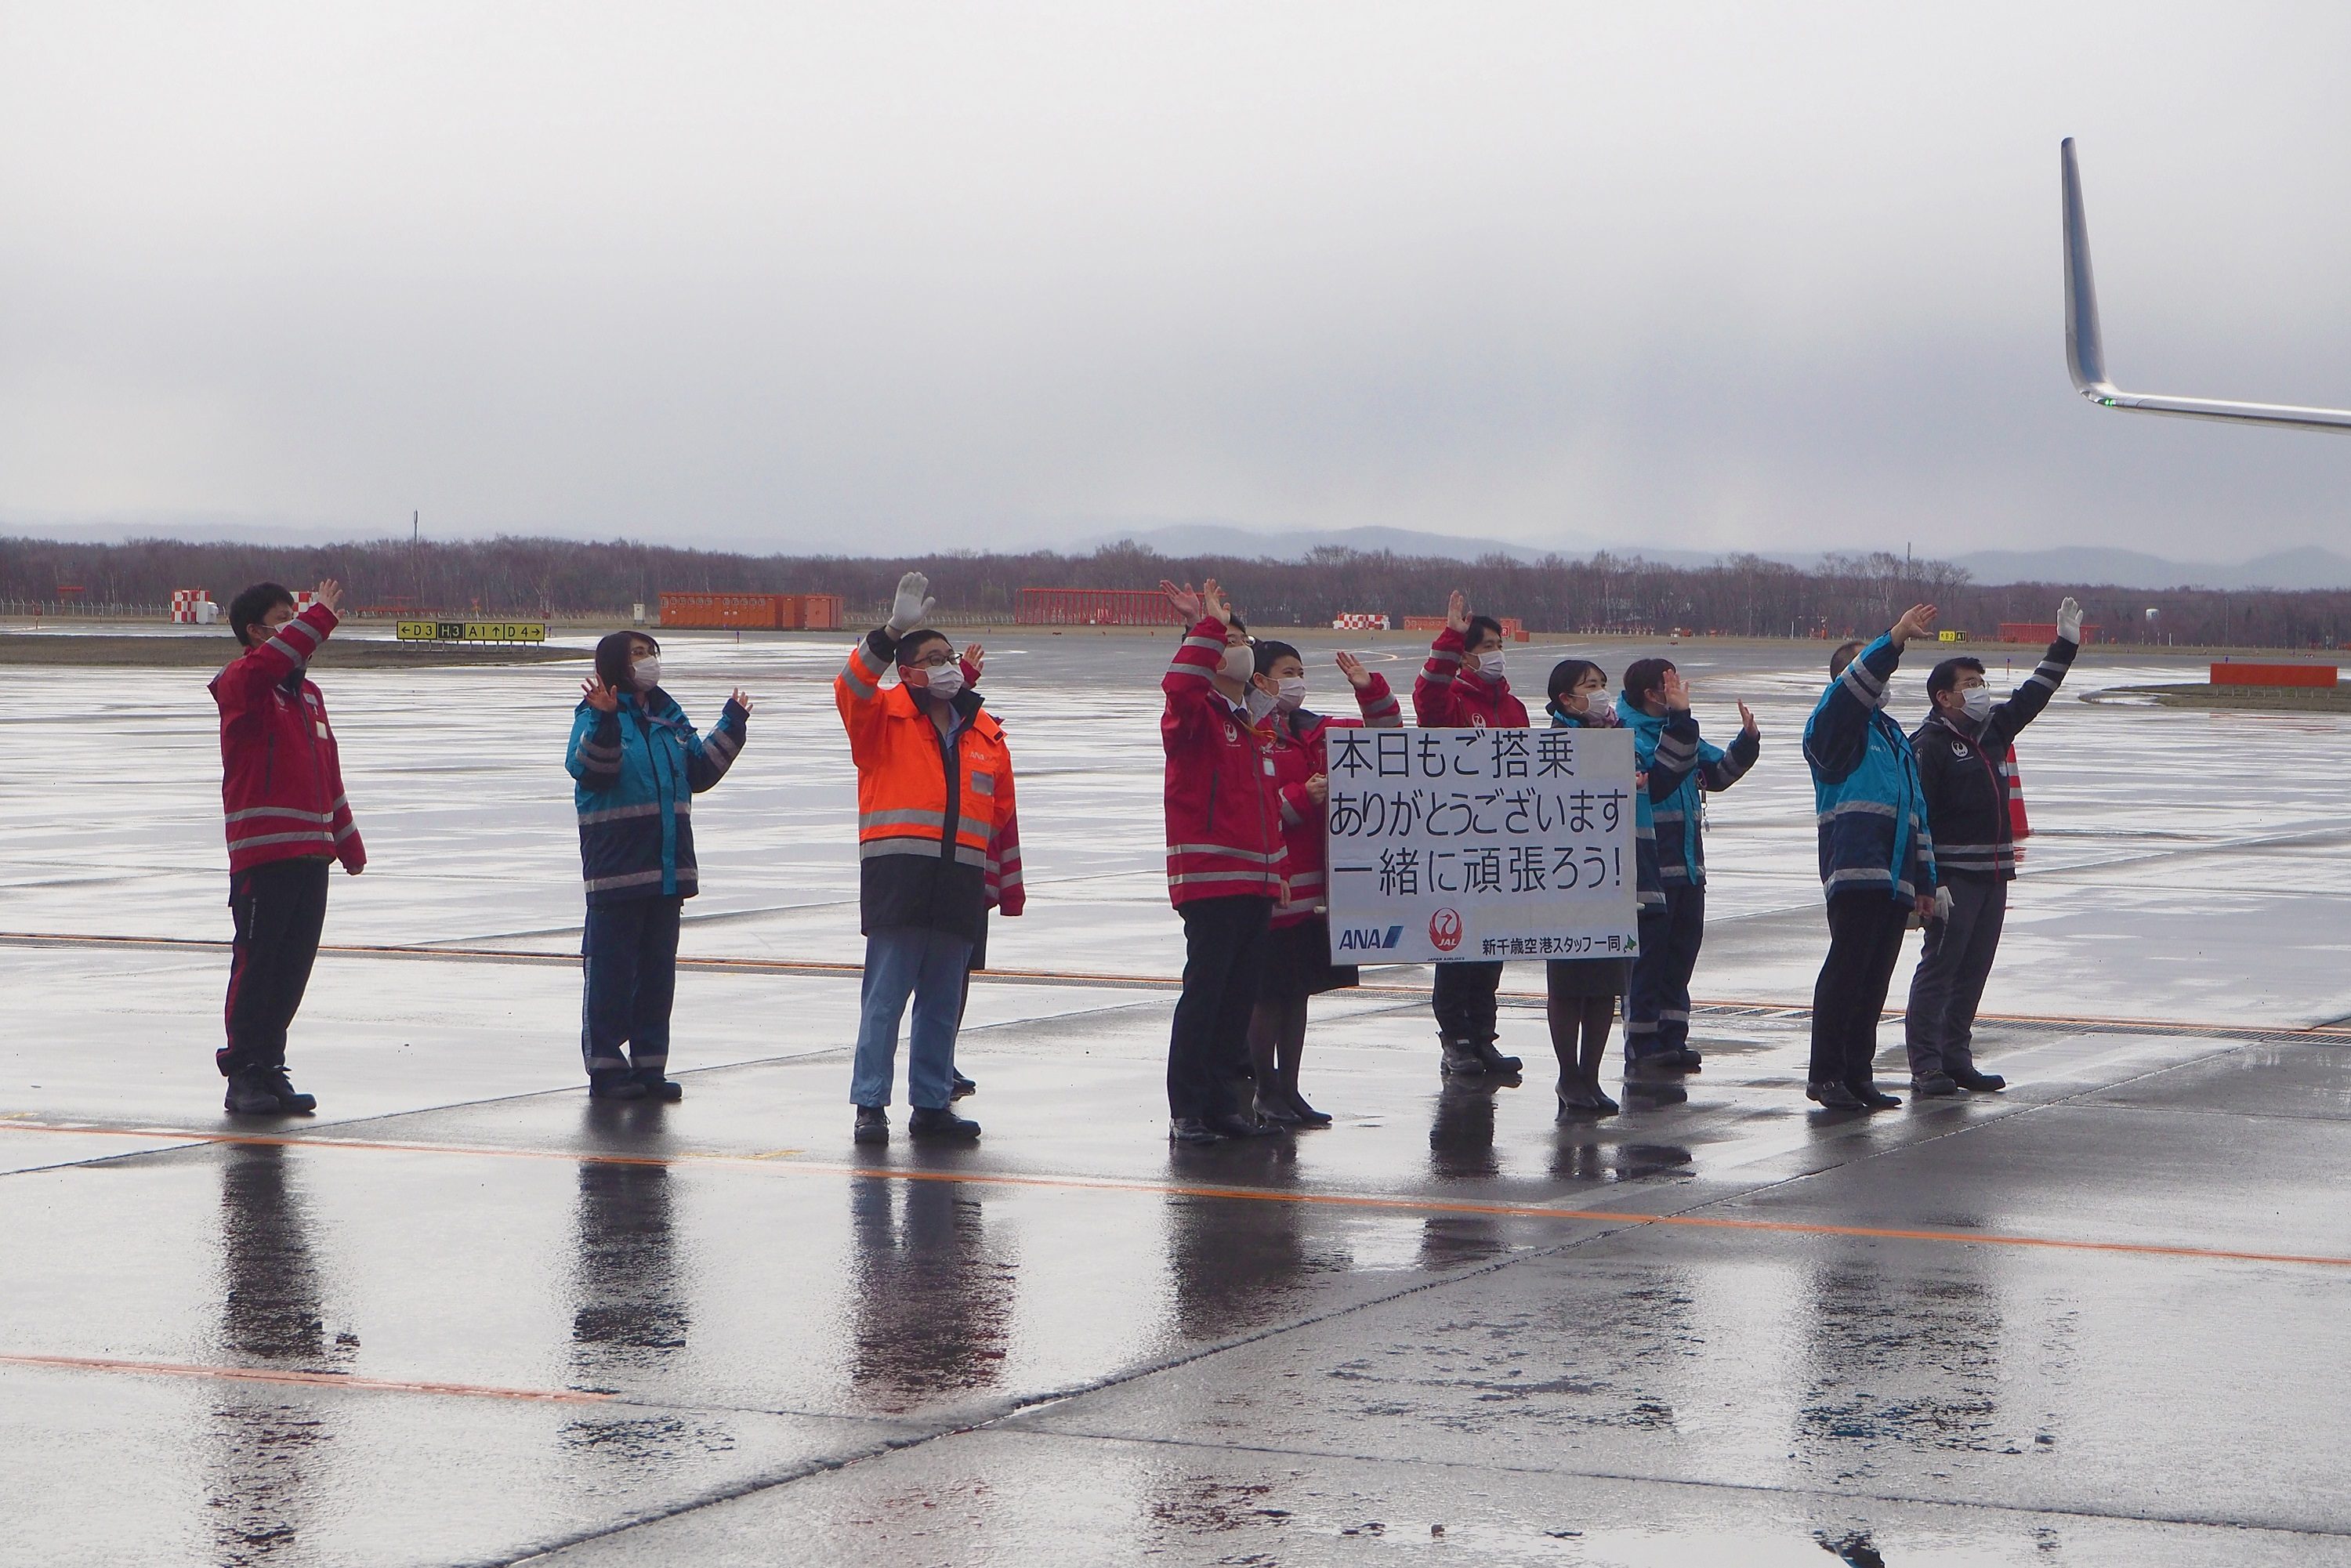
[1016,588,1179,627]
[2210,662,2338,688]
[1401,615,1529,641]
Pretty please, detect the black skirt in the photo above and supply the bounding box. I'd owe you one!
[1260,914,1360,1000]
[1545,956,1628,1000]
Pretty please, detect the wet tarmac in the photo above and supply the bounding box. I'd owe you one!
[5,627,2351,1564]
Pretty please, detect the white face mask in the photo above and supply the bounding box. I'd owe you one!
[631,656,661,692]
[1243,685,1278,722]
[1476,648,1507,683]
[1276,676,1308,711]
[917,661,965,701]
[1959,686,1994,723]
[1219,642,1255,683]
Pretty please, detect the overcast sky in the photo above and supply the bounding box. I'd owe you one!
[3,2,2349,559]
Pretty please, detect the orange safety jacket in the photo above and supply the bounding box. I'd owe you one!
[836,627,1024,940]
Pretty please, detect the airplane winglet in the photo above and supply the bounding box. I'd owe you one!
[2059,138,2351,433]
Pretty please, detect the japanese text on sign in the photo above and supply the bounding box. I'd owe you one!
[1324,726,1639,964]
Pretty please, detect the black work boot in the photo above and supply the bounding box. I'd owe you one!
[908,1106,981,1141]
[1805,1080,1864,1110]
[1951,1068,2007,1092]
[1440,1037,1491,1076]
[642,1079,685,1102]
[1471,1037,1523,1075]
[260,1067,317,1114]
[951,1073,977,1100]
[1910,1072,1960,1099]
[1850,1081,1902,1110]
[589,1077,647,1101]
[853,1106,889,1145]
[223,1070,282,1117]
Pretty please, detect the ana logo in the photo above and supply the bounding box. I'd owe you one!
[1429,907,1464,953]
[1337,925,1405,951]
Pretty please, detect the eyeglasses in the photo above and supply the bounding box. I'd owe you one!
[903,652,953,670]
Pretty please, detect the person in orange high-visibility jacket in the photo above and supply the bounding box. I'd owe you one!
[1158,578,1290,1146]
[836,571,1023,1147]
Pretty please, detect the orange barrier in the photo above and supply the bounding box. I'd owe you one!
[2211,661,2338,688]
[1400,615,1530,641]
[658,592,846,630]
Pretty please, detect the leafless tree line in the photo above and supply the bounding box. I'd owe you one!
[3,533,2346,647]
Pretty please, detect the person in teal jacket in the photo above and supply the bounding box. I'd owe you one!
[1616,658,1760,1077]
[1799,603,1940,1111]
[567,630,751,1100]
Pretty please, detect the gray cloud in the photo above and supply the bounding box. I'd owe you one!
[3,1,2349,556]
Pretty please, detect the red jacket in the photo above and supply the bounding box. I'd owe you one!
[211,603,365,875]
[1269,675,1401,928]
[1161,617,1287,907]
[1412,625,1529,729]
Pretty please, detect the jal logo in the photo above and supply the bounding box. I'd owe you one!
[1337,925,1406,951]
[1429,907,1464,953]
[1224,722,1239,743]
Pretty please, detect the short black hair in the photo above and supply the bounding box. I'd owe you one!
[1547,658,1606,706]
[1927,656,1986,701]
[228,582,296,648]
[1621,657,1675,708]
[1252,639,1302,676]
[895,628,952,664]
[1828,639,1867,678]
[1226,612,1248,636]
[1465,614,1505,650]
[593,629,658,691]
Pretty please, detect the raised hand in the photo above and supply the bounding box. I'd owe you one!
[1660,669,1692,712]
[313,578,345,614]
[581,677,618,713]
[1304,773,1329,805]
[1890,603,1939,647]
[1738,700,1760,737]
[962,643,987,676]
[2056,596,2084,644]
[886,571,936,635]
[1201,579,1234,628]
[1445,589,1470,634]
[1335,650,1373,689]
[730,687,755,715]
[1161,580,1204,623]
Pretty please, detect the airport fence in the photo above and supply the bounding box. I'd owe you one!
[0,600,172,621]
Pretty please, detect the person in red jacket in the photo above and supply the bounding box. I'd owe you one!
[1248,643,1401,1126]
[1159,578,1288,1146]
[211,579,366,1117]
[1411,588,1529,1079]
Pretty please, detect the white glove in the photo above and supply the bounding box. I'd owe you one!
[886,571,936,636]
[2056,596,2082,644]
[1933,885,1954,923]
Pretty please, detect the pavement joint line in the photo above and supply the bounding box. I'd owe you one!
[5,931,2347,1041]
[987,1425,2351,1543]
[0,1351,613,1404]
[4,1119,2346,1271]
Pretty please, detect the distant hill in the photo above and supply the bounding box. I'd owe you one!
[1951,545,2351,590]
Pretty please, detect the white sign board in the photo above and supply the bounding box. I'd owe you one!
[1324,726,1640,964]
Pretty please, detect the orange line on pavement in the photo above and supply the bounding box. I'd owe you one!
[0,1351,611,1403]
[6,1121,2349,1273]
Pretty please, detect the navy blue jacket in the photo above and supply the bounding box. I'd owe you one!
[567,688,748,906]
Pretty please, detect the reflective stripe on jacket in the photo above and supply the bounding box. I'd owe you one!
[212,603,365,875]
[1269,675,1401,929]
[567,688,746,907]
[837,628,1023,940]
[1908,635,2074,881]
[1801,633,1936,904]
[1162,617,1288,907]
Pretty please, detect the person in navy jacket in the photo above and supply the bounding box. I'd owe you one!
[567,631,751,1101]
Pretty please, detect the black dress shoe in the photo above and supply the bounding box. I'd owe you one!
[1805,1080,1864,1110]
[908,1107,982,1141]
[1287,1091,1334,1127]
[1850,1081,1902,1110]
[1168,1117,1224,1146]
[853,1106,889,1145]
[951,1073,977,1100]
[1206,1110,1278,1139]
[1255,1097,1306,1127]
[1555,1081,1604,1119]
[1951,1068,2007,1092]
